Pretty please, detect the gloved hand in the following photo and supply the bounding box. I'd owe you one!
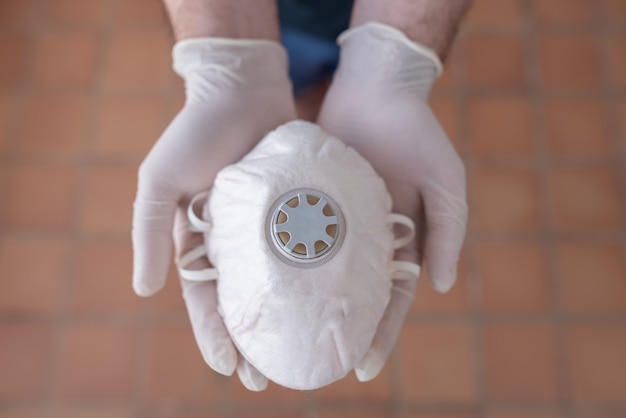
[132,38,297,391]
[317,22,468,382]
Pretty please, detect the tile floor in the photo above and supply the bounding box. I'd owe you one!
[0,0,625,417]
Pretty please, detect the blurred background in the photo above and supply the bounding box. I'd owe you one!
[0,0,625,417]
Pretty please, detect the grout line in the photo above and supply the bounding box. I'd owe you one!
[16,2,70,418]
[1,1,624,416]
[389,332,403,418]
[35,0,138,416]
[454,21,488,418]
[596,0,626,332]
[4,309,626,326]
[518,1,577,418]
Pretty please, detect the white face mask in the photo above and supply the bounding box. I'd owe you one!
[178,121,420,390]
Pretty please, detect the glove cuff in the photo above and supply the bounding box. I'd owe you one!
[338,22,443,76]
[334,22,442,98]
[172,38,291,87]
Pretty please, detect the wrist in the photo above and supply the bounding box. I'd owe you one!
[164,0,280,42]
[339,22,443,76]
[173,38,292,94]
[350,0,471,61]
[334,23,441,98]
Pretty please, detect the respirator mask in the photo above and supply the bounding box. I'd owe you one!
[178,120,420,390]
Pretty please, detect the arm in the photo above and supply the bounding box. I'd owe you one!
[317,1,471,381]
[162,0,280,41]
[350,0,472,60]
[132,0,294,392]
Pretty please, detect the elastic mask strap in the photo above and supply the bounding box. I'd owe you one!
[388,213,421,281]
[388,213,415,250]
[389,260,421,281]
[188,190,212,233]
[178,190,217,281]
[177,244,219,281]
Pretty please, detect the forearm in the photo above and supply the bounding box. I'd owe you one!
[163,0,280,41]
[350,0,472,61]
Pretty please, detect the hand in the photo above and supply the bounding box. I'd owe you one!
[317,23,468,381]
[132,38,296,390]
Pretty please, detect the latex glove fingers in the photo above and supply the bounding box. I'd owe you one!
[132,195,177,296]
[236,353,269,392]
[174,207,238,376]
[318,23,466,293]
[355,192,423,382]
[421,174,468,293]
[181,278,237,376]
[356,277,418,382]
[132,38,296,298]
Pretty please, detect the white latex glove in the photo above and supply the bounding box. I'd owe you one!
[132,38,297,391]
[317,22,468,382]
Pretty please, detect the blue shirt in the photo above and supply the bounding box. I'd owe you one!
[278,0,354,95]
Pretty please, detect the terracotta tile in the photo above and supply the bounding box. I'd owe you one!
[5,163,78,228]
[548,168,621,231]
[150,267,186,313]
[399,322,476,402]
[556,243,626,313]
[315,365,390,401]
[48,0,106,27]
[486,411,562,418]
[538,35,601,88]
[112,0,167,27]
[618,99,626,152]
[466,34,525,88]
[0,236,68,312]
[477,242,551,313]
[0,166,9,221]
[229,378,303,402]
[143,323,217,402]
[572,414,625,418]
[402,413,477,418]
[543,98,611,157]
[315,411,390,418]
[532,0,594,25]
[104,34,171,91]
[469,168,540,232]
[232,410,304,418]
[0,0,36,27]
[600,0,626,23]
[434,45,460,92]
[18,95,88,156]
[95,97,165,157]
[0,95,15,154]
[52,406,134,418]
[0,322,52,400]
[468,97,533,157]
[57,323,137,400]
[0,407,46,418]
[607,35,626,88]
[170,92,186,116]
[71,238,144,313]
[411,257,469,314]
[149,412,219,418]
[431,98,460,151]
[566,325,626,402]
[485,324,559,400]
[433,65,455,93]
[33,32,98,88]
[149,412,218,418]
[0,35,28,89]
[466,0,523,28]
[80,164,137,234]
